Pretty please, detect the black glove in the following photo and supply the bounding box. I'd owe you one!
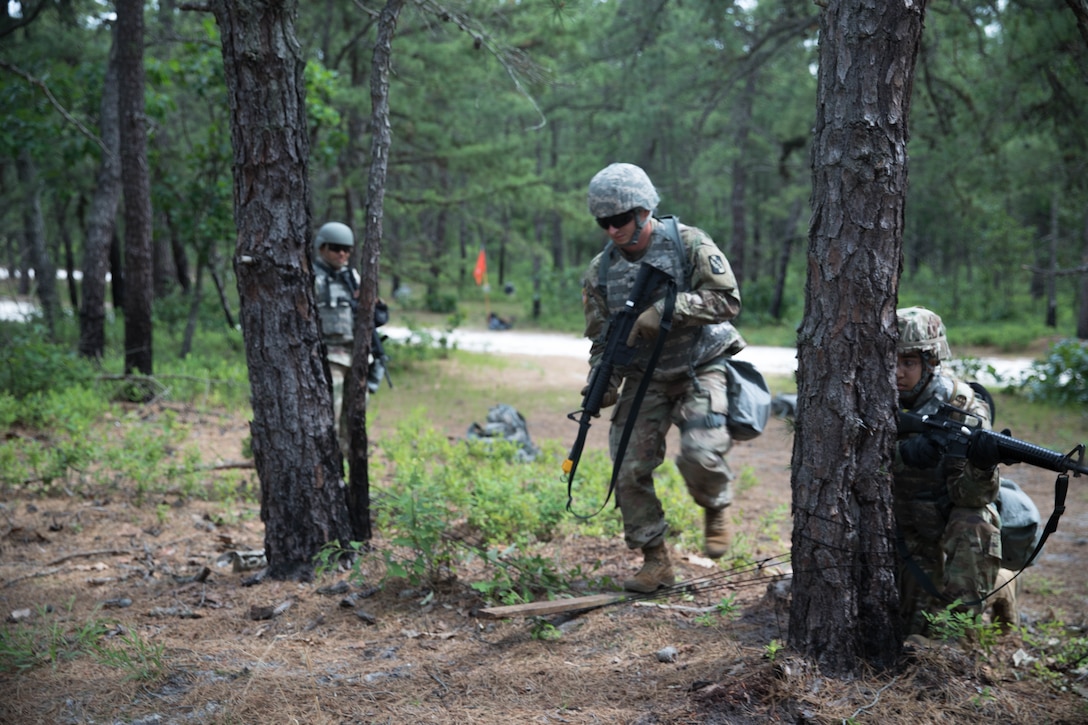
[899,434,945,469]
[967,432,1002,470]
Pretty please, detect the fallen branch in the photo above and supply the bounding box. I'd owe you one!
[46,548,133,567]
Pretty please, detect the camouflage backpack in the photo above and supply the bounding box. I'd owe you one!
[466,404,541,462]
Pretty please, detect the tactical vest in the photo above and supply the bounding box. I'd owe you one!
[314,259,357,341]
[598,216,739,380]
[895,374,989,541]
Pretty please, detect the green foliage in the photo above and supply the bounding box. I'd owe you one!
[0,323,98,401]
[922,601,1001,655]
[375,462,461,586]
[92,627,168,682]
[529,619,562,641]
[695,594,741,627]
[1020,339,1088,408]
[0,601,109,673]
[322,415,602,598]
[1018,613,1088,670]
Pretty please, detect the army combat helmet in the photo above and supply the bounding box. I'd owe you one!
[587,163,660,218]
[896,306,952,363]
[314,221,354,255]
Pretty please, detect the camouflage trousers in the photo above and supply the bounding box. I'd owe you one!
[608,365,734,550]
[326,345,353,457]
[898,503,1002,636]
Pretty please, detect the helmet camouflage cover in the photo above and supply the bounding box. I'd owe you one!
[897,306,952,362]
[314,221,354,255]
[587,163,661,218]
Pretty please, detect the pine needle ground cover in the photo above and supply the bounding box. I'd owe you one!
[2,350,1087,723]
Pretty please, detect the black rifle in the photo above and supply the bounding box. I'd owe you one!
[562,262,673,490]
[898,403,1088,477]
[898,402,1087,591]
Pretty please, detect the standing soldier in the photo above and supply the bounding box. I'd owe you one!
[313,222,388,456]
[579,163,746,593]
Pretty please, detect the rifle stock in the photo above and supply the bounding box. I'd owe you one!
[562,262,670,484]
[898,404,1088,477]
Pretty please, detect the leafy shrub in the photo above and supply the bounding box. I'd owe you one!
[1020,339,1088,407]
[0,323,97,400]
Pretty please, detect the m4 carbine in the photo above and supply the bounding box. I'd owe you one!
[562,262,672,486]
[898,403,1088,477]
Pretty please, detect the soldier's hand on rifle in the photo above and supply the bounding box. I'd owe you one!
[581,374,621,409]
[968,432,1002,470]
[626,306,662,346]
[899,433,945,469]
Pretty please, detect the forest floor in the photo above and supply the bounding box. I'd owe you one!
[2,349,1088,724]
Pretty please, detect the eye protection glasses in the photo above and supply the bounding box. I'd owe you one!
[326,244,352,254]
[595,210,636,230]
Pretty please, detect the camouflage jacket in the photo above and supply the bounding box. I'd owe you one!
[581,217,745,381]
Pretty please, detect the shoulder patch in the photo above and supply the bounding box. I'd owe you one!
[709,255,726,275]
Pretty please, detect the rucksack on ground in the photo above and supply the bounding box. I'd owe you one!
[466,404,541,462]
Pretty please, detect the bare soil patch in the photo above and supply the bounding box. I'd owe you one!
[2,354,1088,723]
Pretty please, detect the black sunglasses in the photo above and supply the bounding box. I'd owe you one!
[326,244,352,253]
[596,210,636,230]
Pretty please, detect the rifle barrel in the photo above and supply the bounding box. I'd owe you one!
[990,431,1088,477]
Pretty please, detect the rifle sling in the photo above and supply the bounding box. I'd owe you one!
[567,279,677,520]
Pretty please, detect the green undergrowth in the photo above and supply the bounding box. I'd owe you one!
[0,599,167,682]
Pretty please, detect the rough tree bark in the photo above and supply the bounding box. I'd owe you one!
[117,0,154,375]
[79,26,122,361]
[345,0,409,543]
[210,0,353,579]
[789,0,927,675]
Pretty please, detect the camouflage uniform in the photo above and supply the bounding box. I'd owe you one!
[582,164,745,556]
[894,307,1002,636]
[314,229,360,456]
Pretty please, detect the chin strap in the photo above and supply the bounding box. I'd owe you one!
[621,211,652,247]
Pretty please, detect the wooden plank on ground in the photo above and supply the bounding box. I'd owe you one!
[477,593,628,619]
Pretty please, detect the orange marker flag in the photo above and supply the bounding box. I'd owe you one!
[473,247,487,286]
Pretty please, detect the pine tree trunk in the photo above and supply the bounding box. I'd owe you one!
[211,0,353,579]
[80,27,122,360]
[117,0,154,376]
[790,0,927,675]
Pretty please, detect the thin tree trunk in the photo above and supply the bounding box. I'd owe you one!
[17,149,58,338]
[1078,205,1088,339]
[56,197,79,311]
[80,26,122,360]
[153,221,178,298]
[109,228,124,312]
[181,262,203,358]
[346,0,409,544]
[729,72,756,283]
[117,0,154,376]
[1047,189,1059,328]
[210,0,353,580]
[790,0,926,676]
[770,198,804,321]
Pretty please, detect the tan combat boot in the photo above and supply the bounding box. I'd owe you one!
[704,507,731,559]
[623,543,676,593]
